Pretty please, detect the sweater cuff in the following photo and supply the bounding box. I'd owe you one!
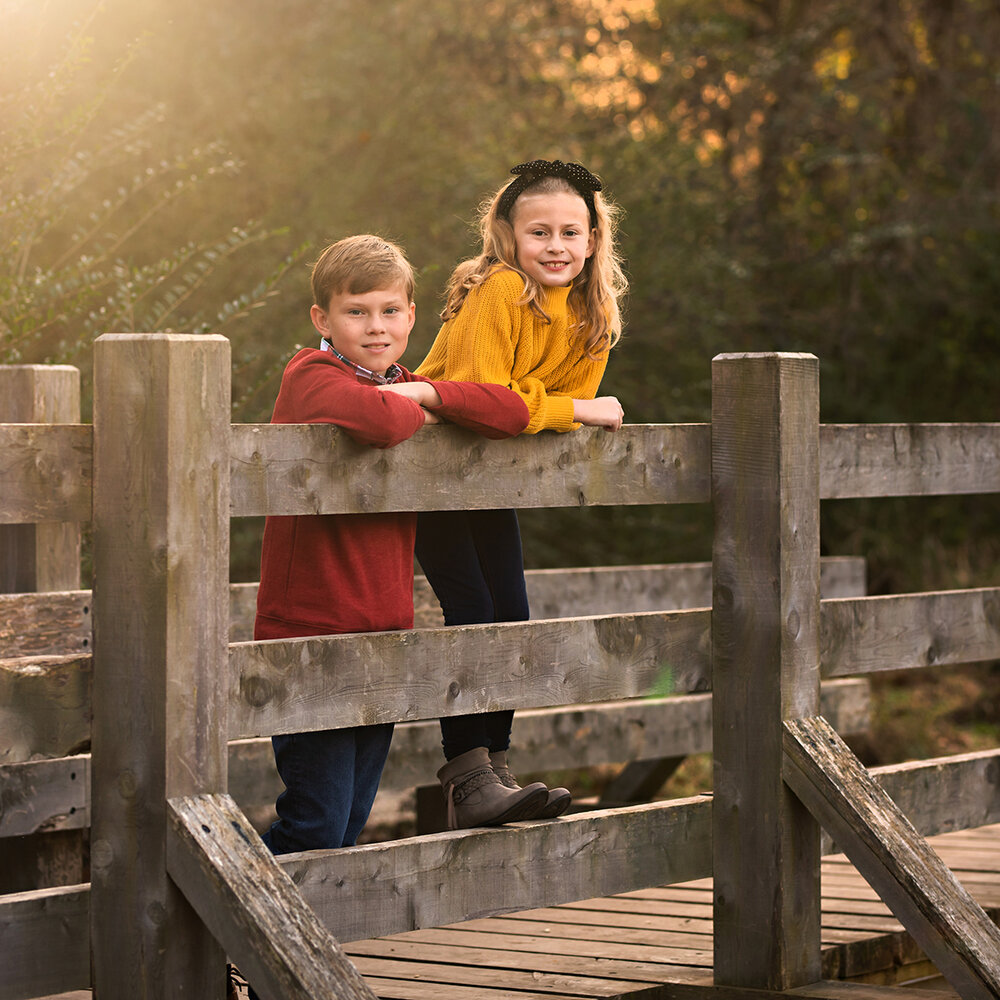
[544,395,578,433]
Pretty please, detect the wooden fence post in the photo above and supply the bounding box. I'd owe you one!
[0,364,81,593]
[711,352,822,989]
[91,334,231,998]
[0,364,84,893]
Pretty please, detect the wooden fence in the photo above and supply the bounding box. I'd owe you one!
[2,340,1000,999]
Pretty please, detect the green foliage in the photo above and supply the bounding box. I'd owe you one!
[0,2,306,417]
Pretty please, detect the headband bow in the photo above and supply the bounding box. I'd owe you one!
[497,159,602,224]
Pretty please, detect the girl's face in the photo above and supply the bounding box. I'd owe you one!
[510,190,595,288]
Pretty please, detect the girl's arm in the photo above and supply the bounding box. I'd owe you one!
[573,396,625,431]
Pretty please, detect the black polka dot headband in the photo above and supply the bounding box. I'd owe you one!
[496,159,602,224]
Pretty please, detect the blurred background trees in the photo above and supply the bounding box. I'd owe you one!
[2,0,998,591]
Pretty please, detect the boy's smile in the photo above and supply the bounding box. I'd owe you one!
[310,283,415,375]
[510,190,595,288]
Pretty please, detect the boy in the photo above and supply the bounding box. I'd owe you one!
[253,235,547,855]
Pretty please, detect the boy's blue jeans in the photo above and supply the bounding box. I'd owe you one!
[261,724,394,854]
[415,508,529,761]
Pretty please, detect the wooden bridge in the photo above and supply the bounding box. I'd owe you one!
[2,341,1000,999]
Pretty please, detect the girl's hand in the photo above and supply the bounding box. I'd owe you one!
[421,408,442,425]
[378,381,443,407]
[573,396,625,431]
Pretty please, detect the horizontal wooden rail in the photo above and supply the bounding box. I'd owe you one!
[6,586,999,762]
[7,746,998,1000]
[4,421,1000,525]
[0,556,866,655]
[820,423,1000,498]
[0,679,870,839]
[230,609,711,737]
[230,422,711,514]
[821,587,1000,676]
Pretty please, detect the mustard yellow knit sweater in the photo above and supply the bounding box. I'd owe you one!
[416,269,608,434]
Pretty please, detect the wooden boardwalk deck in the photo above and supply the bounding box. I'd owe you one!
[344,823,1000,1000]
[42,823,1000,1000]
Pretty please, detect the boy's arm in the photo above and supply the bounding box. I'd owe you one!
[382,377,529,439]
[273,349,429,448]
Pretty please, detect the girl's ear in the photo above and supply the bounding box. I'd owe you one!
[586,228,596,258]
[310,303,330,336]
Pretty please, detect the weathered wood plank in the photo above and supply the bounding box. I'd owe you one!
[822,588,1000,676]
[0,590,92,658]
[0,366,82,592]
[351,954,654,995]
[284,796,713,943]
[0,883,89,1000]
[90,333,230,999]
[229,609,712,738]
[0,754,90,836]
[783,716,1000,1000]
[820,423,1000,498]
[0,555,865,652]
[230,421,712,516]
[711,352,823,989]
[869,748,1000,838]
[166,793,376,1000]
[0,653,92,763]
[0,679,870,839]
[0,424,92,525]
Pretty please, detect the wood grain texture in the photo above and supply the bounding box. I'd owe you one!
[0,883,89,1000]
[783,716,1000,1000]
[90,334,230,999]
[711,352,823,988]
[821,588,1000,676]
[0,424,92,525]
[0,555,865,651]
[0,366,84,594]
[0,589,91,657]
[283,795,714,943]
[167,793,376,1000]
[0,653,91,762]
[229,421,712,516]
[820,423,1000,498]
[229,609,711,738]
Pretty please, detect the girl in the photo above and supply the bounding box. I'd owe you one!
[382,159,627,829]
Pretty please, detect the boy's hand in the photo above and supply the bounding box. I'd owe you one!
[378,381,443,408]
[421,408,442,425]
[572,396,625,431]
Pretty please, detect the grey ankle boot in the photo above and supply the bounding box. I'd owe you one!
[437,747,548,829]
[490,750,572,820]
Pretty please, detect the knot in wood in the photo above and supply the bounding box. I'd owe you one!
[240,673,275,708]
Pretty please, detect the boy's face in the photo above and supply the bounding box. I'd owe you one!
[310,282,415,375]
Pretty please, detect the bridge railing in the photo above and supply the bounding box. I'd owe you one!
[1,338,999,999]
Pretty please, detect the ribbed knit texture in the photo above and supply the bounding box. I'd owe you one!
[416,268,608,434]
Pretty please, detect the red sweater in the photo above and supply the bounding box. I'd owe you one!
[254,348,529,640]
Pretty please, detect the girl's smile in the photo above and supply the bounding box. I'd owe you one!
[510,190,595,288]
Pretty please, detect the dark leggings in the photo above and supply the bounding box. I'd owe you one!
[415,508,529,760]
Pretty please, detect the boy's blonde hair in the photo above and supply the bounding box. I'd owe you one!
[311,234,415,309]
[442,170,627,357]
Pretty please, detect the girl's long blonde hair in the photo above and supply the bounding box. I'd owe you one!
[441,173,627,358]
